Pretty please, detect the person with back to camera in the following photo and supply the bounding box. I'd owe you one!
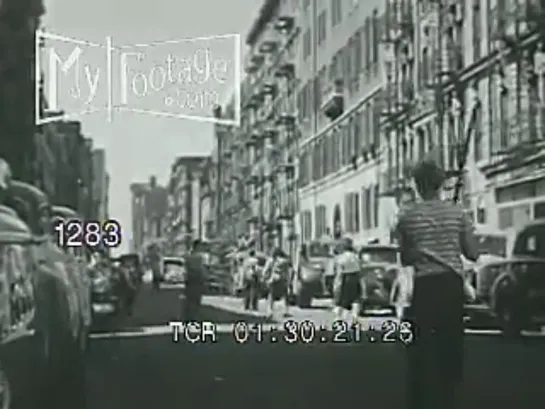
[332,236,362,324]
[184,239,205,321]
[396,159,479,409]
[241,249,259,310]
[262,247,291,318]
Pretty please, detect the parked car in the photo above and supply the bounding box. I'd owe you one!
[358,244,400,311]
[89,256,125,318]
[117,253,143,289]
[6,181,87,351]
[161,257,186,286]
[0,196,84,408]
[51,205,93,349]
[466,221,545,336]
[291,240,334,307]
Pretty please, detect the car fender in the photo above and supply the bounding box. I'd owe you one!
[489,272,517,312]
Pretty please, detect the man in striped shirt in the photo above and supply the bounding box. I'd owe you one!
[397,159,479,409]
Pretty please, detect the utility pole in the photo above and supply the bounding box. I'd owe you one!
[213,105,223,238]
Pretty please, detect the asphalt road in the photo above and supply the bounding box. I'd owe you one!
[85,284,544,409]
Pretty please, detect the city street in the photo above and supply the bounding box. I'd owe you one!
[85,284,544,409]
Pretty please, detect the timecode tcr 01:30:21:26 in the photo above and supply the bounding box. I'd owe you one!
[53,219,122,248]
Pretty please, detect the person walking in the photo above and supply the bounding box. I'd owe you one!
[241,249,259,311]
[184,239,205,321]
[148,244,161,291]
[332,237,362,324]
[262,248,291,318]
[396,159,479,409]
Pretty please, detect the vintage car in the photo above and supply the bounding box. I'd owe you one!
[358,244,400,311]
[0,203,84,408]
[466,221,545,336]
[292,240,335,307]
[161,257,186,287]
[6,181,88,353]
[117,253,143,288]
[88,257,123,317]
[51,205,93,348]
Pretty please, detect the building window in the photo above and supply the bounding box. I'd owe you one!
[534,202,545,219]
[353,193,360,233]
[354,111,362,156]
[373,184,379,228]
[344,194,351,233]
[499,83,509,150]
[343,43,352,89]
[476,207,486,224]
[315,205,327,238]
[316,67,327,112]
[331,0,342,26]
[341,125,350,166]
[303,29,311,59]
[332,128,340,171]
[353,31,362,91]
[318,11,327,45]
[498,204,531,230]
[472,0,481,61]
[361,187,373,230]
[347,117,355,162]
[371,9,379,75]
[344,193,359,233]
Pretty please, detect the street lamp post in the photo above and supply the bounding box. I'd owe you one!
[213,105,223,239]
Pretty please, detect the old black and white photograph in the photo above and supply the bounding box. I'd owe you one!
[0,0,543,408]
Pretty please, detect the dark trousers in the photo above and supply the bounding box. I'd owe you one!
[405,272,465,409]
[183,283,202,321]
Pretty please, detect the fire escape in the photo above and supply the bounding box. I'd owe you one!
[480,0,545,182]
[242,10,298,253]
[380,0,416,196]
[271,13,298,255]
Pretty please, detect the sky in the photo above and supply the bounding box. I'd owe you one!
[42,0,261,252]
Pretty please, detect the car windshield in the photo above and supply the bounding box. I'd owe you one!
[475,234,507,258]
[513,225,545,258]
[359,247,398,264]
[308,242,331,258]
[164,260,185,276]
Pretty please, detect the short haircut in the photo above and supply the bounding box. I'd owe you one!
[411,159,446,197]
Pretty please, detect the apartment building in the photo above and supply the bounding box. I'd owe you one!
[166,155,209,253]
[212,0,300,253]
[297,0,389,245]
[129,176,168,253]
[380,0,545,254]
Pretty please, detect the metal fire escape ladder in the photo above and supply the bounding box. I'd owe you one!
[433,0,480,205]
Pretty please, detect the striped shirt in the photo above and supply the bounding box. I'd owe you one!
[397,199,479,277]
